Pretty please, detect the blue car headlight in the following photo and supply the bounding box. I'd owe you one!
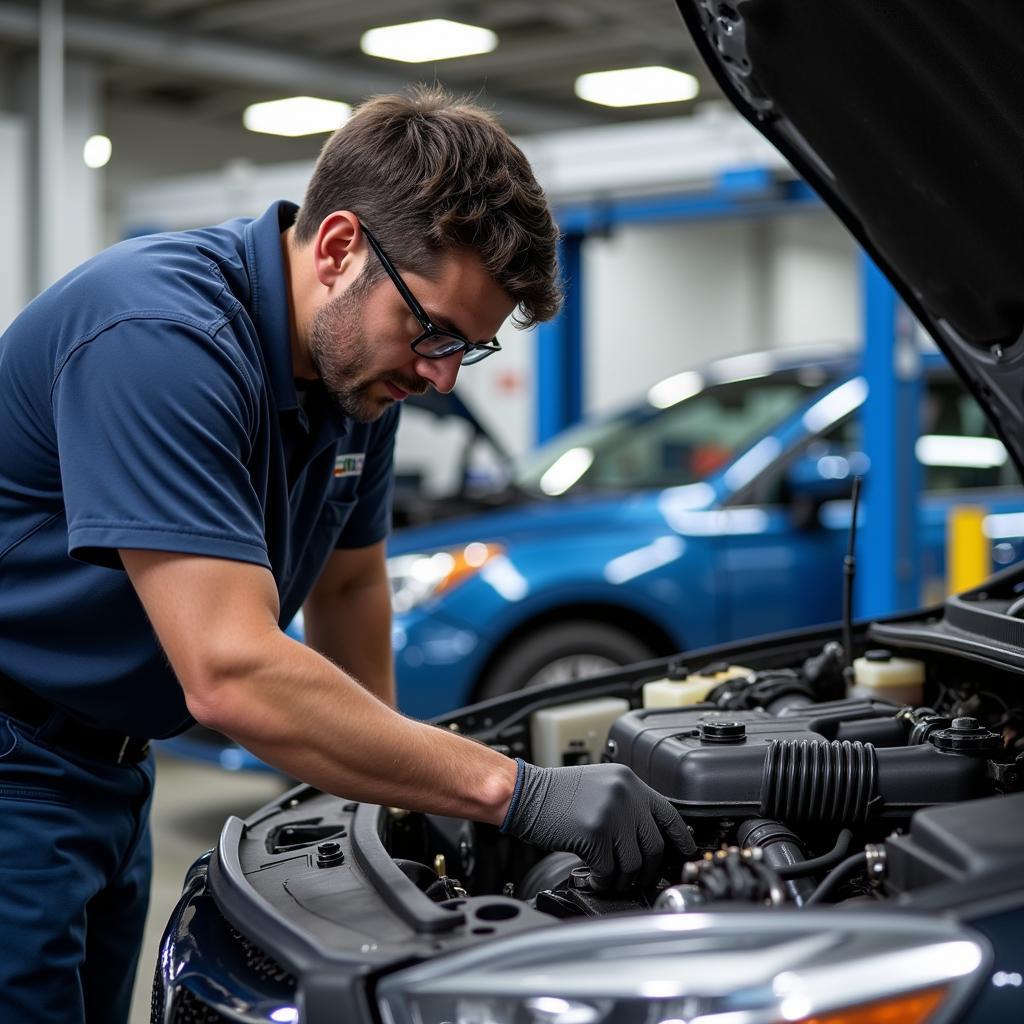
[388,543,505,614]
[376,912,987,1024]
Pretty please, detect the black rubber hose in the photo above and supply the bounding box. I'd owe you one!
[737,818,816,905]
[775,828,854,879]
[803,851,868,905]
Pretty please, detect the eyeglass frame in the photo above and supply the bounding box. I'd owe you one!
[359,221,502,366]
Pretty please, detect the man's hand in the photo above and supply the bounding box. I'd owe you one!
[500,760,696,891]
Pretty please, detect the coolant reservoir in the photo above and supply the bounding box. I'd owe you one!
[642,664,753,708]
[530,697,630,768]
[850,649,925,706]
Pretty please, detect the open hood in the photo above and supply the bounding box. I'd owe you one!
[677,0,1024,473]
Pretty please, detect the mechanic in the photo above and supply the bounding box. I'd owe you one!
[0,86,694,1023]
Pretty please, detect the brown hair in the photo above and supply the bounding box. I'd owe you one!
[294,86,562,327]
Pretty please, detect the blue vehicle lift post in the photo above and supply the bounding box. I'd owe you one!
[857,252,922,617]
[535,232,585,444]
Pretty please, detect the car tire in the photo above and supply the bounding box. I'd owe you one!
[477,621,655,700]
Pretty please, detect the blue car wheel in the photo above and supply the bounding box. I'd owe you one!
[477,620,655,699]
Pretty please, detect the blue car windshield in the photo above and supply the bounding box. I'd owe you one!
[517,368,834,495]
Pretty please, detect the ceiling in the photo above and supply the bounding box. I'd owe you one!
[0,0,724,184]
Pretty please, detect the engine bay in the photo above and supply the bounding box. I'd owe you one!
[380,597,1024,925]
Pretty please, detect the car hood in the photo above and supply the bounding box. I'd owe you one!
[676,0,1024,473]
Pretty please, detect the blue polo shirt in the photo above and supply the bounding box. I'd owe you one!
[0,201,399,738]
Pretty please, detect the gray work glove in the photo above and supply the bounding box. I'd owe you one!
[500,759,697,891]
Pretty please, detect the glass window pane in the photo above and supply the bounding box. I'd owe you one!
[517,369,827,493]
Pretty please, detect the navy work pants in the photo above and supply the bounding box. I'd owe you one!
[0,712,154,1023]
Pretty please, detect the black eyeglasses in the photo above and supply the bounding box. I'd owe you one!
[360,222,501,366]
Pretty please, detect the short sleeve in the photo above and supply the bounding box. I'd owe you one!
[335,405,400,550]
[51,318,270,570]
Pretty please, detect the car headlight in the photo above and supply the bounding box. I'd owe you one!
[388,542,505,614]
[376,912,988,1024]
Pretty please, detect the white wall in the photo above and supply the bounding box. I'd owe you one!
[579,211,859,426]
[584,218,760,416]
[769,213,860,349]
[457,319,536,464]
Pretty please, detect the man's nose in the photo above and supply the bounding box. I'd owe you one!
[413,352,462,394]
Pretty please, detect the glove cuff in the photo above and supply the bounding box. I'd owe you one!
[499,757,528,833]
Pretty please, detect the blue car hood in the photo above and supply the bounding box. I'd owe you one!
[388,491,692,556]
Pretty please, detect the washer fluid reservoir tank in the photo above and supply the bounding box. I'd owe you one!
[850,649,925,706]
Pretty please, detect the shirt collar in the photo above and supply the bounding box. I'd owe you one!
[242,200,302,415]
[242,200,356,444]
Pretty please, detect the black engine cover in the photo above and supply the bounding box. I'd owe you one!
[607,700,992,822]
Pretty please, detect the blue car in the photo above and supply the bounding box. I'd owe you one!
[388,347,1023,718]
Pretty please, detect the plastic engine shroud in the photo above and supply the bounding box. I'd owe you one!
[607,699,992,821]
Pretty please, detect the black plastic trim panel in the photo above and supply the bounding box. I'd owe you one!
[208,818,377,1024]
[350,802,466,933]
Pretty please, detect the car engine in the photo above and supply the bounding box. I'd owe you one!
[381,607,1024,923]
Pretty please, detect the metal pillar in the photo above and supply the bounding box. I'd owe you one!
[857,252,922,617]
[535,231,584,445]
[37,0,64,292]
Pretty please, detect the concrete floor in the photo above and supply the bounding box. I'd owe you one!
[128,750,289,1024]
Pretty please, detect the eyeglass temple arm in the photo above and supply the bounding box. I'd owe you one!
[360,222,433,327]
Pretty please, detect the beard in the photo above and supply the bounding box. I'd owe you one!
[307,273,426,422]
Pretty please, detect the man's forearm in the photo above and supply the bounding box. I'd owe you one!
[194,628,515,824]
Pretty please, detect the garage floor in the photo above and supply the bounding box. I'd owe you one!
[128,751,289,1024]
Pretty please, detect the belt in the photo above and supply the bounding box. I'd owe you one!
[0,677,150,764]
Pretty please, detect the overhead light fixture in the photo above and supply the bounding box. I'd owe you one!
[575,66,699,107]
[242,96,351,137]
[82,134,111,169]
[360,19,497,63]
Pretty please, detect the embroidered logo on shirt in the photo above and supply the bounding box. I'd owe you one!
[334,453,365,478]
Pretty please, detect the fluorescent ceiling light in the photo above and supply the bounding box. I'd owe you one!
[575,66,699,108]
[243,96,351,137]
[83,134,111,168]
[361,19,497,63]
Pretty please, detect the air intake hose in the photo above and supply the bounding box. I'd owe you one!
[760,739,878,826]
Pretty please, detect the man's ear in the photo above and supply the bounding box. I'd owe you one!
[312,211,366,292]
